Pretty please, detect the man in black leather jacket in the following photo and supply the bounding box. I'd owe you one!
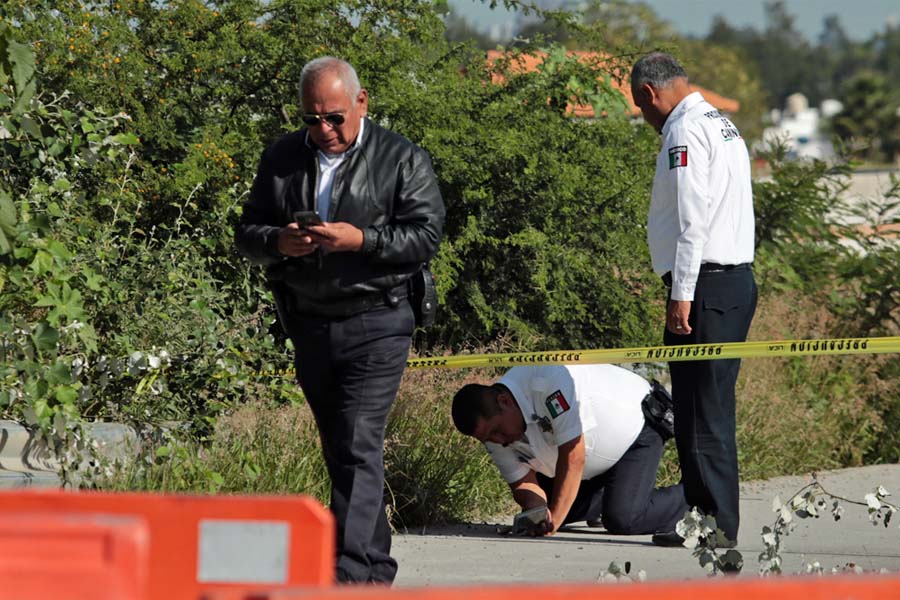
[235,57,445,585]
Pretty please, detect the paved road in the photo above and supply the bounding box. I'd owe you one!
[392,465,900,586]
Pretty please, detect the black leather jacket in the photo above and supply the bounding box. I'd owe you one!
[235,119,445,317]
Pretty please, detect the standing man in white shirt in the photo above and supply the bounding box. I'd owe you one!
[451,365,688,537]
[630,52,758,548]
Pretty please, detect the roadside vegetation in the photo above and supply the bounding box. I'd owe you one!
[0,1,897,530]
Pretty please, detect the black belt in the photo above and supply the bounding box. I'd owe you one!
[291,284,408,318]
[661,263,750,287]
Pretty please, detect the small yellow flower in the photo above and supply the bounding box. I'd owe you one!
[114,57,120,63]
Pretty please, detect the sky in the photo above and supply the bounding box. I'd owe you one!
[449,0,900,42]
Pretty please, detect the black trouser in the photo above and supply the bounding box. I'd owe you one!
[290,301,415,584]
[538,421,688,534]
[664,266,757,540]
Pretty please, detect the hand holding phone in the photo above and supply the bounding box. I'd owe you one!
[293,210,323,228]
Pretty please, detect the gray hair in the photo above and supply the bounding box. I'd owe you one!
[298,57,361,102]
[631,52,688,89]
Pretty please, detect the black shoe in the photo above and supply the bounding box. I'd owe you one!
[651,531,686,547]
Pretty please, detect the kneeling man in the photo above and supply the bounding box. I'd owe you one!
[452,364,687,536]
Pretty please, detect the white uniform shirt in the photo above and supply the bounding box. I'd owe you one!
[485,365,648,484]
[647,92,755,301]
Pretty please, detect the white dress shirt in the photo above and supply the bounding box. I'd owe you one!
[647,92,755,301]
[485,365,648,483]
[314,118,365,221]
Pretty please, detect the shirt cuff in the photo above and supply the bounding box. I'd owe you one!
[671,282,696,302]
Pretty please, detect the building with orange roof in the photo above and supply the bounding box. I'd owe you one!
[485,49,740,118]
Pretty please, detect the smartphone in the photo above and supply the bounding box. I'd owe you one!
[513,505,548,532]
[293,210,323,227]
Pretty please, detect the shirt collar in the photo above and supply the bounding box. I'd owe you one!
[661,91,704,137]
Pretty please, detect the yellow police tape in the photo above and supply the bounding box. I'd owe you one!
[404,336,900,370]
[250,336,900,377]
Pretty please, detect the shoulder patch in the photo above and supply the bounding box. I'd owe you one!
[545,390,570,418]
[668,146,688,169]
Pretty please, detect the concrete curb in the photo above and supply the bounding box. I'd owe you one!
[0,420,138,489]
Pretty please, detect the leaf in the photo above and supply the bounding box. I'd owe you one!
[111,132,140,145]
[23,377,48,402]
[19,115,40,138]
[29,249,53,275]
[31,322,59,354]
[45,361,71,385]
[0,189,16,255]
[55,385,77,404]
[46,239,73,261]
[6,33,36,113]
[32,398,52,425]
[53,178,72,192]
[771,495,783,512]
[7,37,33,92]
[35,283,86,324]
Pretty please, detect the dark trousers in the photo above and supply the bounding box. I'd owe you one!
[290,301,415,584]
[538,422,688,534]
[664,266,757,540]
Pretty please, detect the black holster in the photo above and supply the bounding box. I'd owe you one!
[641,379,675,440]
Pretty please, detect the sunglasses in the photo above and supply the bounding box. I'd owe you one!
[301,112,346,127]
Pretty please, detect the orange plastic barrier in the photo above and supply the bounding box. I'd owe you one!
[203,575,900,600]
[0,489,334,600]
[0,512,149,600]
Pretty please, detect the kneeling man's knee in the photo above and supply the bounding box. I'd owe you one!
[602,510,644,535]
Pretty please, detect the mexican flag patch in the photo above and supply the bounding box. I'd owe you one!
[545,390,570,418]
[668,145,688,169]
